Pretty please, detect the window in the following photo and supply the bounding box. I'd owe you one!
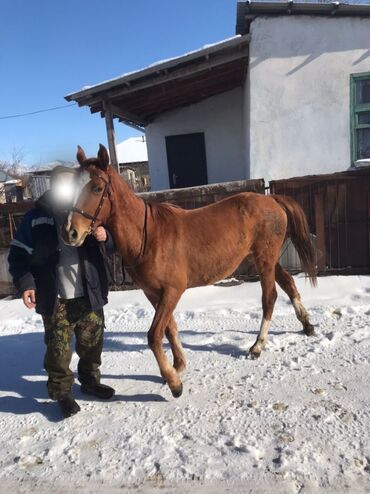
[350,72,370,163]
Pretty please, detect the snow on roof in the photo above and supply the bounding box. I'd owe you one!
[66,35,242,98]
[4,179,19,185]
[24,160,78,174]
[116,136,148,164]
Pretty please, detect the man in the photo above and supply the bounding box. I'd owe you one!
[8,166,115,418]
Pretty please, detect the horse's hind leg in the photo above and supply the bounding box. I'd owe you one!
[165,316,186,373]
[249,258,278,358]
[275,263,315,336]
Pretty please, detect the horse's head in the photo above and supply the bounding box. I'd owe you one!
[62,144,112,246]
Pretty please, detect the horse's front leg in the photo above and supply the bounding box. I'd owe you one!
[166,316,186,373]
[147,289,184,398]
[144,293,186,373]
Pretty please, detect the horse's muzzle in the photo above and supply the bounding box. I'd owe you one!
[61,224,80,246]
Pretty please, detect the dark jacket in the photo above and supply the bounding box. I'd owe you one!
[8,191,114,316]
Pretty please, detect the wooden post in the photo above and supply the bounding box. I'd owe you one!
[368,192,370,266]
[8,213,13,240]
[103,101,119,173]
[314,191,327,272]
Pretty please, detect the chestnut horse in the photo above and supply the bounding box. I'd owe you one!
[63,144,317,398]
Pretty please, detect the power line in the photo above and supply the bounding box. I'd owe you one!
[0,103,77,120]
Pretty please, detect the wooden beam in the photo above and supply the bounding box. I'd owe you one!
[103,101,119,172]
[78,49,249,108]
[88,62,244,126]
[314,191,327,272]
[120,75,243,112]
[368,192,370,266]
[66,35,250,103]
[116,119,146,133]
[98,108,145,132]
[110,104,145,128]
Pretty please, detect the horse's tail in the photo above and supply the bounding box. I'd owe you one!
[273,195,317,287]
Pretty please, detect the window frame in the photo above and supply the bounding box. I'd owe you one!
[350,71,370,164]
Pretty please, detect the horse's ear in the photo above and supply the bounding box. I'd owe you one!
[76,145,87,166]
[97,144,110,170]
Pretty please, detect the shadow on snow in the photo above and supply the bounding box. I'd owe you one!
[0,332,167,420]
[0,324,294,419]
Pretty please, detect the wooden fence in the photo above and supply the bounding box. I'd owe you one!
[1,169,369,295]
[109,179,266,288]
[0,180,266,294]
[270,168,370,274]
[138,179,265,208]
[0,202,35,295]
[0,202,34,249]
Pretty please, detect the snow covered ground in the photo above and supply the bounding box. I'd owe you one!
[0,275,369,493]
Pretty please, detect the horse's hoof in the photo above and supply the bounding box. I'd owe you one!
[249,347,261,359]
[174,363,186,374]
[304,324,316,336]
[171,383,183,398]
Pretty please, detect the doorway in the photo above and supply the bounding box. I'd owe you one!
[165,132,208,189]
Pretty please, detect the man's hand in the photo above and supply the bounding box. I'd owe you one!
[22,289,36,309]
[93,226,107,243]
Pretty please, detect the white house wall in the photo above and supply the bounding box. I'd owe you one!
[248,16,370,182]
[146,88,245,190]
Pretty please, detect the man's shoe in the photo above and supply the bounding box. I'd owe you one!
[58,394,81,418]
[80,383,115,400]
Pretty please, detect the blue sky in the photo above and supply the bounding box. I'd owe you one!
[1,1,369,166]
[0,0,236,165]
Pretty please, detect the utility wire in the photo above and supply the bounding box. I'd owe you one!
[0,103,76,120]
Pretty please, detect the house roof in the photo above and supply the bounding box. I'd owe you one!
[236,1,370,35]
[116,137,148,164]
[65,2,370,128]
[65,35,249,128]
[24,161,77,175]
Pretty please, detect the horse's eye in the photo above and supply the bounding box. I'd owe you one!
[93,186,103,193]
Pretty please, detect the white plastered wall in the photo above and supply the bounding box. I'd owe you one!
[146,87,246,190]
[247,15,370,182]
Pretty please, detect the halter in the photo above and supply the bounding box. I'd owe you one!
[71,172,111,234]
[70,170,149,268]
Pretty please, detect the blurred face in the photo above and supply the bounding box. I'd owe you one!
[50,172,77,209]
[61,144,111,246]
[61,169,110,246]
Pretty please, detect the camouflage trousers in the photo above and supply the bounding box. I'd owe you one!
[42,297,104,400]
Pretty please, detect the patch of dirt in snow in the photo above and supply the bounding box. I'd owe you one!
[0,276,369,493]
